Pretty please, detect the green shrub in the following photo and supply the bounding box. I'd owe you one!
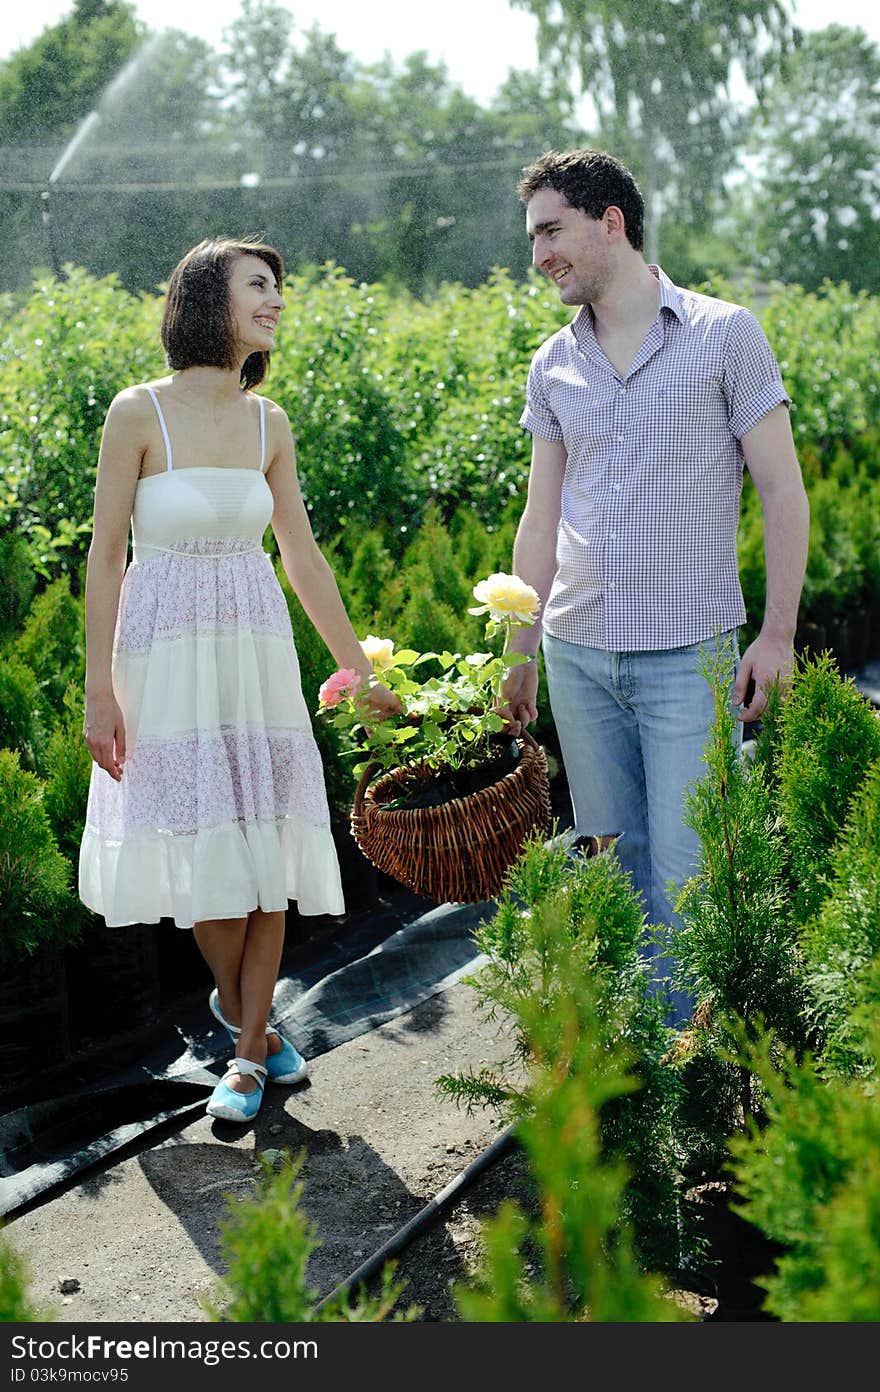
[673,645,804,1050]
[266,266,422,545]
[0,652,45,771]
[42,683,92,869]
[0,266,161,575]
[439,836,685,1273]
[730,1033,880,1322]
[451,915,688,1322]
[773,652,880,922]
[204,1150,414,1323]
[0,1229,51,1321]
[13,574,85,715]
[801,761,880,1076]
[0,533,37,640]
[0,748,79,965]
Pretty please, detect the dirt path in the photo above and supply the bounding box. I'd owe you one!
[9,980,522,1323]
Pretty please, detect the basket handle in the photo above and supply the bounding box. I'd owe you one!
[351,727,541,818]
[352,759,382,819]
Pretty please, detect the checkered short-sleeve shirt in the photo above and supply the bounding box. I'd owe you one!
[520,265,791,651]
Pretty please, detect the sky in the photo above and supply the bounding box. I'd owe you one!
[1,0,880,107]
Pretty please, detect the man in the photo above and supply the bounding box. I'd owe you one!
[501,148,809,1022]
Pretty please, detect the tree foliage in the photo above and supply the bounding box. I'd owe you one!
[0,0,141,142]
[741,25,880,293]
[512,0,793,257]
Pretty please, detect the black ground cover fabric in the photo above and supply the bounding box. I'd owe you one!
[0,895,493,1219]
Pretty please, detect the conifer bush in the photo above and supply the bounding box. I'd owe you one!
[438,837,685,1272]
[772,653,880,923]
[13,574,85,717]
[449,899,689,1321]
[0,749,79,964]
[800,760,880,1076]
[729,1032,880,1322]
[204,1151,414,1323]
[0,534,36,641]
[0,1230,50,1321]
[0,653,45,772]
[42,683,92,871]
[672,646,805,1052]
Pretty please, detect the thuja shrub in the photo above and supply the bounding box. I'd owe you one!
[0,1230,51,1322]
[42,683,93,871]
[453,949,688,1322]
[672,646,804,1051]
[800,760,880,1077]
[0,749,79,965]
[438,837,685,1273]
[204,1150,415,1323]
[13,574,85,717]
[729,1033,880,1322]
[0,533,37,641]
[0,653,45,771]
[772,652,880,923]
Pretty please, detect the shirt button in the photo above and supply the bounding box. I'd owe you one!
[611,482,621,492]
[617,386,627,395]
[608,581,617,591]
[609,533,618,541]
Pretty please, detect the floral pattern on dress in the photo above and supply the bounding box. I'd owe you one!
[86,726,333,839]
[116,544,293,655]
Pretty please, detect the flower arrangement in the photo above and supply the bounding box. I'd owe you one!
[317,573,540,785]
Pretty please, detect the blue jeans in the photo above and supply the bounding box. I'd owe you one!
[542,631,741,1024]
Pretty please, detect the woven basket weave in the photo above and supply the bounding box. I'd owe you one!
[350,730,552,905]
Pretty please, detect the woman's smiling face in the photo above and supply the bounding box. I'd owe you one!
[227,254,285,357]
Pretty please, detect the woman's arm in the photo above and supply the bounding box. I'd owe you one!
[264,403,400,718]
[83,390,147,779]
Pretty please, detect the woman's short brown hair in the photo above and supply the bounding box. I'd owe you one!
[160,237,286,390]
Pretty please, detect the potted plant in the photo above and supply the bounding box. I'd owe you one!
[316,573,552,904]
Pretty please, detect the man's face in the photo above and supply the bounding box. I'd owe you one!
[526,187,612,306]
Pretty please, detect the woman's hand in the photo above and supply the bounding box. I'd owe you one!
[83,691,127,781]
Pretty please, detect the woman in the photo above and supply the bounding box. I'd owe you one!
[79,237,398,1122]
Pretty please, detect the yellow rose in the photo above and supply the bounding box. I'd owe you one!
[470,573,540,626]
[360,634,396,671]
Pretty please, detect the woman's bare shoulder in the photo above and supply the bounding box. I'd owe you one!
[105,379,169,425]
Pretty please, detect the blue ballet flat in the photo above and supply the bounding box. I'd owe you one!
[209,989,309,1085]
[205,1057,267,1122]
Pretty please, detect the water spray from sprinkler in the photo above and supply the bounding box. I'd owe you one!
[41,40,161,277]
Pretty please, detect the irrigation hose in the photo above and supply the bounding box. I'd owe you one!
[313,1121,518,1312]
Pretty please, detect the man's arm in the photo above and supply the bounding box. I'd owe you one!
[734,404,810,722]
[498,435,566,732]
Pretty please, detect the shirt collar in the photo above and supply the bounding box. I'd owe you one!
[569,262,686,342]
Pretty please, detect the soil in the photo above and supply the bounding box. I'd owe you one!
[8,978,539,1323]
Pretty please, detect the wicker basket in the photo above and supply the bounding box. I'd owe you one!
[350,730,552,905]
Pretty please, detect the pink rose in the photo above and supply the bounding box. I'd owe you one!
[318,668,362,708]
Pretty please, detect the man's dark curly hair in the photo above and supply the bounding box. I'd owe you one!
[517,148,645,253]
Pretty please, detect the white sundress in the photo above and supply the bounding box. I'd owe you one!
[78,387,345,929]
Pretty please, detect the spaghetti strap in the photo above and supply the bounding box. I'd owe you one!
[257,395,267,473]
[145,386,174,472]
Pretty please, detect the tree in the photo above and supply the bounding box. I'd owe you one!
[739,26,880,294]
[511,0,793,265]
[0,0,141,142]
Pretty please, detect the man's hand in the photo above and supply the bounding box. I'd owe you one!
[733,632,795,722]
[357,680,404,722]
[496,660,539,737]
